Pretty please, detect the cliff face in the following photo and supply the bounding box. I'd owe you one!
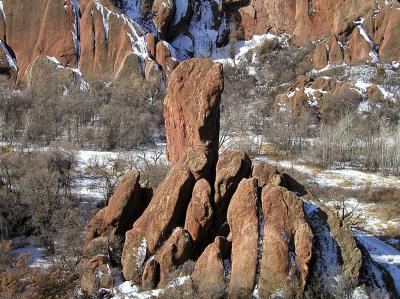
[0,0,398,84]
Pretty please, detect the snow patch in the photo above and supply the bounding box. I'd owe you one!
[354,229,400,294]
[136,237,148,269]
[0,40,18,71]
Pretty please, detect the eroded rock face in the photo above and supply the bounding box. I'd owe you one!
[79,255,113,295]
[252,162,281,189]
[85,171,145,247]
[152,0,175,36]
[155,227,193,287]
[184,179,214,252]
[121,146,210,281]
[192,236,229,299]
[259,186,314,298]
[214,151,252,235]
[164,58,224,165]
[227,178,259,298]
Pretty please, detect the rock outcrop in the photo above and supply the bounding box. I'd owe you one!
[121,146,211,281]
[192,236,230,299]
[227,178,259,298]
[80,58,396,298]
[164,58,224,165]
[259,186,314,298]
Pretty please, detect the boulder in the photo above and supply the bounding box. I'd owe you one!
[164,58,223,165]
[192,237,230,299]
[328,34,343,65]
[142,259,160,290]
[184,179,214,252]
[155,227,193,286]
[152,0,175,35]
[155,41,171,68]
[374,7,400,61]
[213,151,252,236]
[24,56,77,95]
[347,27,374,64]
[258,186,313,298]
[146,33,158,59]
[121,146,211,281]
[227,178,259,298]
[312,43,328,70]
[251,162,281,188]
[85,171,145,247]
[80,255,113,295]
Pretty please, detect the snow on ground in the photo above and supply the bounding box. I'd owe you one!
[212,33,277,64]
[354,230,400,294]
[111,276,190,298]
[254,156,400,190]
[11,238,50,268]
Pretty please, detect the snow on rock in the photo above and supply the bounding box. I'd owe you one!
[171,33,194,61]
[70,0,81,62]
[172,0,189,26]
[94,0,112,39]
[0,0,4,20]
[354,229,400,294]
[0,40,18,71]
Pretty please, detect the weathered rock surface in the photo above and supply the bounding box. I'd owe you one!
[155,227,193,286]
[252,162,281,188]
[227,178,259,298]
[192,237,230,299]
[85,171,145,247]
[184,179,214,252]
[214,151,252,235]
[164,58,223,165]
[152,0,175,36]
[121,146,210,281]
[79,255,113,295]
[259,186,313,298]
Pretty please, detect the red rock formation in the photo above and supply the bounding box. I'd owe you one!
[227,178,259,298]
[192,236,230,299]
[312,43,328,70]
[259,186,313,298]
[164,58,223,165]
[85,171,145,246]
[213,151,252,236]
[184,179,214,252]
[374,6,400,61]
[79,255,113,294]
[2,0,77,81]
[152,0,175,35]
[252,162,281,188]
[155,227,193,286]
[121,146,210,281]
[328,34,343,65]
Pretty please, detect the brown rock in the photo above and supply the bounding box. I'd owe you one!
[312,43,328,70]
[227,178,259,298]
[252,162,281,188]
[2,0,78,81]
[258,186,313,298]
[348,27,374,64]
[184,179,214,251]
[112,53,145,91]
[155,41,171,68]
[214,151,252,235]
[85,171,144,246]
[375,7,400,61]
[25,56,77,95]
[328,34,343,65]
[155,227,193,286]
[367,84,384,103]
[80,255,113,295]
[192,237,230,299]
[152,0,175,35]
[164,58,223,165]
[79,1,144,81]
[121,146,211,281]
[164,56,179,77]
[142,259,160,290]
[146,33,158,59]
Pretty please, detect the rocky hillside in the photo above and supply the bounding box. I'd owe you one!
[78,58,399,298]
[0,0,399,87]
